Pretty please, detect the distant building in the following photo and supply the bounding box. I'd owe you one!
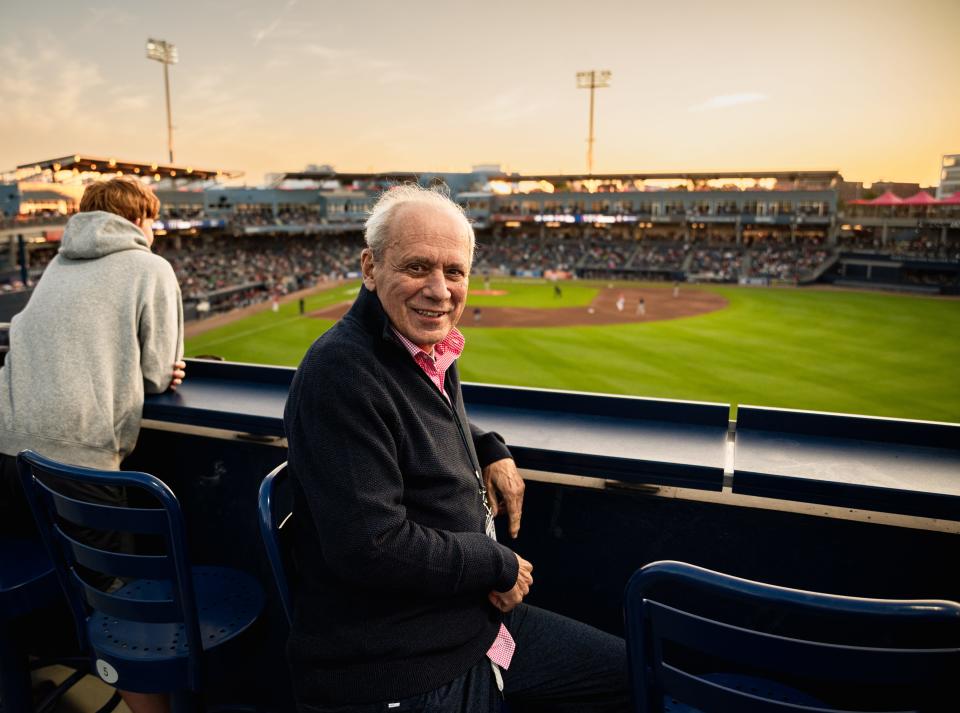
[838,181,864,204]
[937,154,960,199]
[868,181,921,199]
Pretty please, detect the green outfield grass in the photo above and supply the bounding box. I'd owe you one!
[185,280,960,423]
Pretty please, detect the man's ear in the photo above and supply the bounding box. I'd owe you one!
[360,248,377,291]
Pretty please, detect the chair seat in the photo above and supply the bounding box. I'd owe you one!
[87,566,264,692]
[0,537,60,621]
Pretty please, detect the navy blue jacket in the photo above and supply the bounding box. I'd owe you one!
[284,286,518,705]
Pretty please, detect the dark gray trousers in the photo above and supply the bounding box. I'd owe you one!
[299,603,630,713]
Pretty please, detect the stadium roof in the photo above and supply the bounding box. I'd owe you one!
[16,155,242,181]
[278,171,424,183]
[481,170,842,183]
[284,170,843,182]
[278,169,841,184]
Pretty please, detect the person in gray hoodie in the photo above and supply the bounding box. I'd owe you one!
[0,176,183,713]
[0,176,184,475]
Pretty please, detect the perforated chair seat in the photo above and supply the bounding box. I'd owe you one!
[89,566,263,681]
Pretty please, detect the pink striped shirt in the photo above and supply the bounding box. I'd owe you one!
[391,326,516,670]
[390,326,465,401]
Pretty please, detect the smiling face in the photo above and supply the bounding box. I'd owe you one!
[361,202,471,352]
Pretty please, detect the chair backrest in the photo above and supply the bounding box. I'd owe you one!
[16,450,205,686]
[258,461,294,627]
[624,560,960,713]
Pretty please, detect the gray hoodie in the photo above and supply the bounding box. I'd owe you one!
[0,211,183,469]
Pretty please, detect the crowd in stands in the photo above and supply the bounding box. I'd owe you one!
[580,238,633,270]
[631,244,687,270]
[226,206,334,230]
[889,237,960,262]
[152,235,362,313]
[750,247,830,280]
[277,206,324,225]
[474,232,581,274]
[229,207,276,228]
[160,206,205,221]
[838,233,960,261]
[0,210,71,229]
[688,249,744,282]
[0,245,58,292]
[3,224,956,304]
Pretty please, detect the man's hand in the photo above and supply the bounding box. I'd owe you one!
[483,457,525,538]
[169,360,186,391]
[488,553,533,613]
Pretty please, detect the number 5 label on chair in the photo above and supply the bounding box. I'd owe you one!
[96,659,119,684]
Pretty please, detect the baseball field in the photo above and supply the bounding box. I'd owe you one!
[184,280,960,423]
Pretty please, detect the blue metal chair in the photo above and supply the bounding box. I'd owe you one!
[1,537,106,713]
[624,560,960,713]
[17,450,265,711]
[257,462,293,628]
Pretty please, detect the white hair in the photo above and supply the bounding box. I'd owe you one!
[364,183,475,261]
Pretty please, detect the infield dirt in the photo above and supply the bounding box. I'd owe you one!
[310,285,727,327]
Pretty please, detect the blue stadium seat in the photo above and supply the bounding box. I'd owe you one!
[257,462,293,628]
[1,536,102,713]
[17,450,265,710]
[624,560,960,713]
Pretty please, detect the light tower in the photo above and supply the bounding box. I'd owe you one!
[146,38,178,164]
[576,70,611,175]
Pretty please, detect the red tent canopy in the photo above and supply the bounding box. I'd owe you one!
[901,191,937,205]
[938,191,960,205]
[868,191,904,206]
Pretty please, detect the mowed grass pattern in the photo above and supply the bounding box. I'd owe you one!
[185,280,960,423]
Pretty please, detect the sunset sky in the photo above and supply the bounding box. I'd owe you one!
[1,0,957,186]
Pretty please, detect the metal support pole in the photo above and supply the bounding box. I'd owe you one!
[163,62,174,164]
[587,79,596,176]
[17,235,27,286]
[576,70,610,178]
[147,39,178,165]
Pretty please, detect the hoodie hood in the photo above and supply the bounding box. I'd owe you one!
[59,211,151,260]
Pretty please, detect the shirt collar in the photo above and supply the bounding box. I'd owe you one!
[391,326,465,362]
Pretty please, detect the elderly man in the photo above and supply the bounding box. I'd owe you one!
[284,185,628,712]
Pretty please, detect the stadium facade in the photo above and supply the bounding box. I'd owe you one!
[2,158,959,317]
